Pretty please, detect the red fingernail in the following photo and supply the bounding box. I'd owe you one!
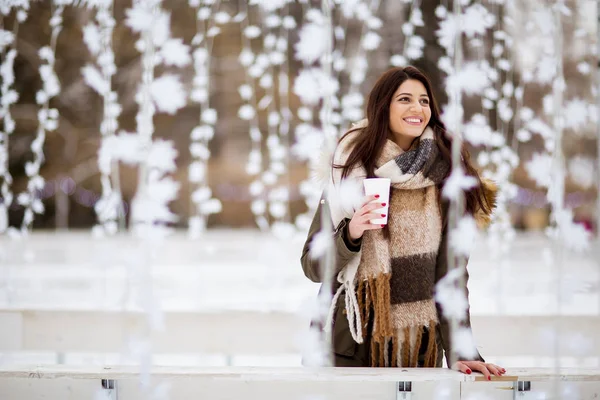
[374,194,380,198]
[487,376,491,381]
[466,369,471,374]
[381,214,386,217]
[381,203,386,206]
[380,224,385,227]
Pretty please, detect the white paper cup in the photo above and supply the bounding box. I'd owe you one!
[363,178,391,225]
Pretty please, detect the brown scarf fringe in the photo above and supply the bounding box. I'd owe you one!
[358,274,438,367]
[423,320,438,366]
[358,274,393,341]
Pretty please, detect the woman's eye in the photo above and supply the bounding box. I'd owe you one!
[399,97,410,102]
[420,99,429,105]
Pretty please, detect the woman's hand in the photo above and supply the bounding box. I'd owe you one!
[348,195,386,241]
[453,361,506,380]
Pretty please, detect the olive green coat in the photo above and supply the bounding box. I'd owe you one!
[300,198,485,368]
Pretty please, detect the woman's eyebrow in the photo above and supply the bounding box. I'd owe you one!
[395,93,429,98]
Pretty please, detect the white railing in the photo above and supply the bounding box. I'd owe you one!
[0,365,599,399]
[1,309,599,359]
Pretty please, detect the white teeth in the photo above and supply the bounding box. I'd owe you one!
[404,118,421,123]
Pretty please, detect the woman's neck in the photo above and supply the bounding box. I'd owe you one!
[390,132,417,151]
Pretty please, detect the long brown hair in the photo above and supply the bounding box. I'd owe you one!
[335,66,491,217]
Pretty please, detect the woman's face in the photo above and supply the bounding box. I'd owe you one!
[388,79,431,145]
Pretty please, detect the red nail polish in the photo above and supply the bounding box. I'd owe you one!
[380,224,385,227]
[374,194,380,198]
[487,376,491,381]
[381,203,386,206]
[466,369,471,374]
[381,214,386,217]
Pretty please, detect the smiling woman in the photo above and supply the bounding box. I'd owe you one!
[301,66,501,377]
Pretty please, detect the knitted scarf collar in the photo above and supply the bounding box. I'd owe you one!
[326,124,450,368]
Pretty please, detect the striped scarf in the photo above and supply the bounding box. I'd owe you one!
[327,124,449,367]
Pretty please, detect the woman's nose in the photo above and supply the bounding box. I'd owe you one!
[409,102,422,111]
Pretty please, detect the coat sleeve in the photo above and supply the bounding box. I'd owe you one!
[300,199,361,283]
[435,215,485,366]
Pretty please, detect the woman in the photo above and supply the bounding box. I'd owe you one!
[300,66,505,379]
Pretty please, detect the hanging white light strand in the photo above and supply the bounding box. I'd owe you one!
[446,0,466,370]
[123,0,190,393]
[261,4,286,231]
[81,0,124,237]
[270,1,295,236]
[597,0,600,247]
[488,0,518,250]
[130,0,160,238]
[0,5,26,235]
[247,1,293,233]
[547,1,591,252]
[390,0,424,68]
[304,0,336,368]
[187,0,226,238]
[125,0,190,238]
[337,0,382,132]
[434,0,485,366]
[248,2,280,231]
[239,1,269,230]
[518,1,591,253]
[292,1,343,230]
[463,0,518,258]
[19,3,64,233]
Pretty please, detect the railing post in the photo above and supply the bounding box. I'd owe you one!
[397,381,412,399]
[101,379,118,400]
[513,381,532,399]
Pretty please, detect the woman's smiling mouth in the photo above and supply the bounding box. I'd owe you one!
[403,117,423,126]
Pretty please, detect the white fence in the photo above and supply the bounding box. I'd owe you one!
[1,365,600,399]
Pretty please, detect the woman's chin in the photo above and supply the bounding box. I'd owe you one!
[403,129,424,138]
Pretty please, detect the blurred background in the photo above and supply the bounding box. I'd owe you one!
[0,0,597,233]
